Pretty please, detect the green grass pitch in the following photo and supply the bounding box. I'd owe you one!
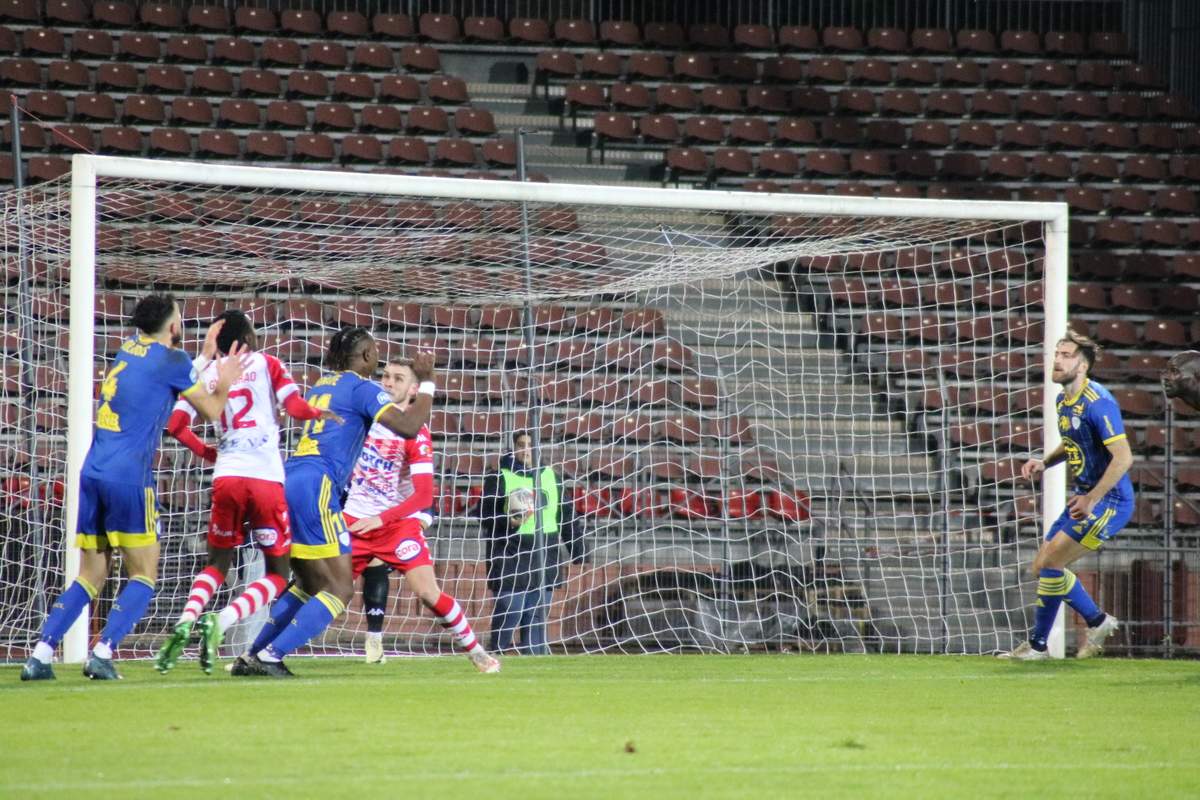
[1,655,1197,799]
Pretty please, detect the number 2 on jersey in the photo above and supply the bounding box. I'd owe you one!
[220,387,256,432]
[294,393,332,457]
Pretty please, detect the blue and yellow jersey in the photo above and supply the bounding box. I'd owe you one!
[82,335,202,487]
[1056,379,1134,503]
[285,371,395,489]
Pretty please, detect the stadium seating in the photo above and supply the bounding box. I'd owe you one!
[0,6,1196,562]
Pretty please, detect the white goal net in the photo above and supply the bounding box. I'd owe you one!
[0,156,1068,662]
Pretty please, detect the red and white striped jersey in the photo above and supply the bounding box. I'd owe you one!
[174,351,300,483]
[344,423,434,519]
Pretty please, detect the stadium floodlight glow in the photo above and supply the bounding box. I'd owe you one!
[0,154,1068,664]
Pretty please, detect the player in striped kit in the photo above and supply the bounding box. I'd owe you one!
[345,358,499,674]
[155,310,339,674]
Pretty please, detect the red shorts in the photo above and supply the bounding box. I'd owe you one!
[208,476,291,557]
[346,515,433,577]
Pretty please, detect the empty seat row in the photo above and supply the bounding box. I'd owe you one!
[5,1,418,40]
[2,61,462,101]
[1,30,446,71]
[1072,252,1200,282]
[0,131,513,179]
[592,112,1200,154]
[667,146,1200,189]
[540,50,1163,91]
[0,4,1133,59]
[3,94,489,135]
[1067,282,1199,313]
[565,81,1196,121]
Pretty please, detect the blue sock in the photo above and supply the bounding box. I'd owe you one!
[261,592,345,660]
[1062,569,1106,627]
[98,576,156,651]
[248,585,309,654]
[1030,568,1069,650]
[39,578,98,647]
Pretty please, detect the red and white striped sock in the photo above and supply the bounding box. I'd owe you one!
[179,566,224,624]
[429,592,484,654]
[216,573,287,631]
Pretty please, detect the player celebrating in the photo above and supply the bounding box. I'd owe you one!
[154,310,339,674]
[231,327,434,677]
[1003,329,1133,660]
[21,294,244,681]
[1162,350,1200,412]
[345,358,499,673]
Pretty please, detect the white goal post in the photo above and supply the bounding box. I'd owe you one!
[46,154,1068,662]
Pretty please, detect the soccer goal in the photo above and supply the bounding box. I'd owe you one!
[0,154,1069,664]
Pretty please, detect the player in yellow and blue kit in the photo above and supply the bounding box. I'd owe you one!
[21,294,244,681]
[1004,329,1134,661]
[232,326,435,677]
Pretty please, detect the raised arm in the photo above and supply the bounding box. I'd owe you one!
[375,351,436,438]
[181,342,246,422]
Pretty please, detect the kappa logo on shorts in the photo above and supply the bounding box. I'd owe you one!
[395,539,422,562]
[253,528,278,547]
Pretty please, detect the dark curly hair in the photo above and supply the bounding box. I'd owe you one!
[325,326,374,371]
[130,292,178,335]
[214,309,255,355]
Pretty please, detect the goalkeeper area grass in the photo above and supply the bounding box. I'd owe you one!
[1,655,1197,799]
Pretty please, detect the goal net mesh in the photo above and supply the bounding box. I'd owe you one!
[0,170,1052,660]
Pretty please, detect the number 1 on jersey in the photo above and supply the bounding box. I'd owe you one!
[294,393,332,457]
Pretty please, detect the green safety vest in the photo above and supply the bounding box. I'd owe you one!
[501,467,559,536]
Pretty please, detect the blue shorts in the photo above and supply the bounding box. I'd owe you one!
[1047,494,1134,551]
[284,465,350,560]
[76,474,159,549]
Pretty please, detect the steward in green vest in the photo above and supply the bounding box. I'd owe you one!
[479,452,584,594]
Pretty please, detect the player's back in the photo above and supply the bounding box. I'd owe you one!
[85,335,200,486]
[183,351,296,483]
[287,371,394,489]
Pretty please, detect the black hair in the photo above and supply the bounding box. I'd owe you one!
[512,430,532,447]
[325,326,374,371]
[1059,327,1103,371]
[130,292,178,335]
[214,309,254,355]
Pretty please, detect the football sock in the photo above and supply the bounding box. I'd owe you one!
[35,577,98,661]
[428,592,484,654]
[179,566,224,624]
[248,584,308,655]
[362,565,389,635]
[1030,568,1069,651]
[1062,569,1107,627]
[217,573,287,631]
[97,576,156,652]
[261,591,344,660]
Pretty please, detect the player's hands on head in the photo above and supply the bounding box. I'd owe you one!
[410,351,436,382]
[1020,458,1045,482]
[201,319,226,361]
[214,341,247,390]
[348,515,384,535]
[1066,492,1098,521]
